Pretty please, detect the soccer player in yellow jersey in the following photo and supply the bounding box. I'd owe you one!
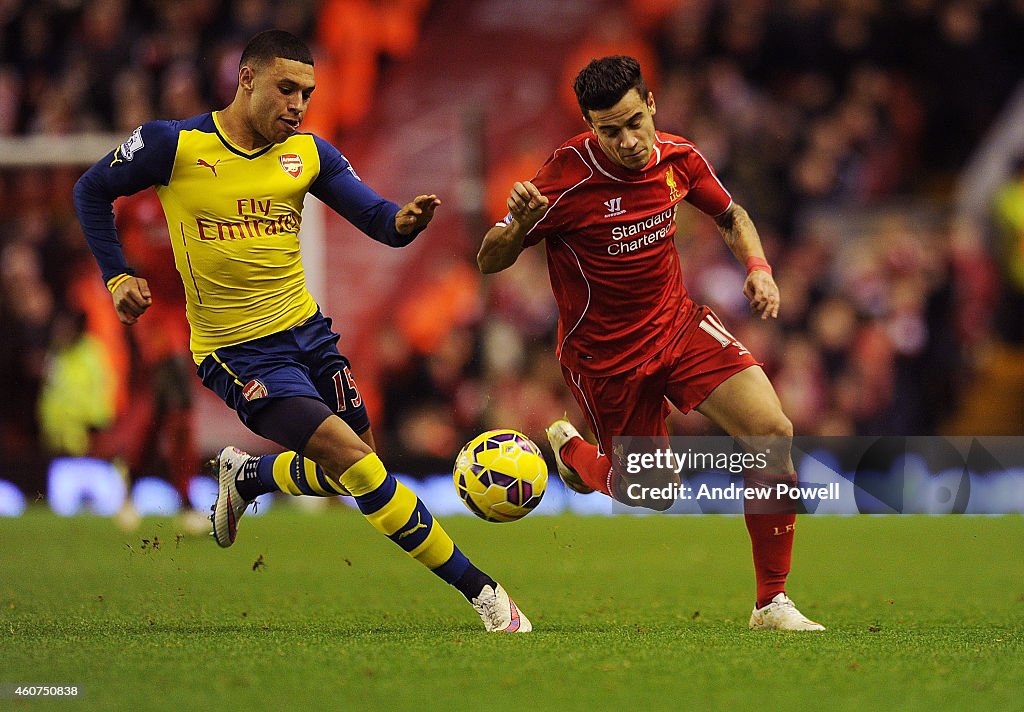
[73,30,530,632]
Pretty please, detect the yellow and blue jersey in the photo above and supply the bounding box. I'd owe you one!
[74,112,417,364]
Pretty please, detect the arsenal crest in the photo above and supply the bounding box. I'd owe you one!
[279,153,302,178]
[242,379,268,401]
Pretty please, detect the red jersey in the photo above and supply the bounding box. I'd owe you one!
[520,131,733,376]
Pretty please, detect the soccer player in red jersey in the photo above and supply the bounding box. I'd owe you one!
[479,56,824,631]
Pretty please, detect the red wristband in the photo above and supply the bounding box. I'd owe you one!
[745,256,772,276]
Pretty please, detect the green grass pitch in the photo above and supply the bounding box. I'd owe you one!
[1,506,1022,710]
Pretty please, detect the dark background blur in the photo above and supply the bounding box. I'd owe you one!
[1,0,1023,495]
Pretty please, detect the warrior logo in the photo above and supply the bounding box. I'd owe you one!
[603,196,625,218]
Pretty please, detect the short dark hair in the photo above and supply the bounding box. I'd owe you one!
[573,56,648,119]
[239,30,314,70]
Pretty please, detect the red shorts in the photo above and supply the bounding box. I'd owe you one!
[561,305,759,488]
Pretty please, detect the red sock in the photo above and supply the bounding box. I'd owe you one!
[745,511,795,608]
[744,472,797,608]
[561,437,613,495]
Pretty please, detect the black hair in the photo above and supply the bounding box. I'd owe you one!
[573,55,648,119]
[239,29,314,70]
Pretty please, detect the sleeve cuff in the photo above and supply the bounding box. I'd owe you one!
[105,273,133,294]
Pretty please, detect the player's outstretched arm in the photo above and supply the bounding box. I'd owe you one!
[109,275,153,326]
[477,181,549,274]
[713,202,780,320]
[395,194,441,235]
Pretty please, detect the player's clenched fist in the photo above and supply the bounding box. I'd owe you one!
[507,181,549,229]
[112,276,152,325]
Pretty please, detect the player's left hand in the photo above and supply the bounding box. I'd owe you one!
[744,270,780,319]
[396,194,441,234]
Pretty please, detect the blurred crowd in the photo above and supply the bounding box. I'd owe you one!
[1,0,1023,486]
[0,0,430,137]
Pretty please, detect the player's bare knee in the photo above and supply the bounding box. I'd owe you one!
[754,413,793,439]
[741,413,793,470]
[319,441,373,477]
[341,440,374,470]
[304,421,374,477]
[772,415,793,439]
[303,434,376,479]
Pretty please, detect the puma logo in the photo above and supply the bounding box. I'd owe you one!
[396,512,428,540]
[197,158,221,176]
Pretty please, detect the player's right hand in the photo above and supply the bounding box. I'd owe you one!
[743,270,780,320]
[508,181,549,229]
[112,276,152,325]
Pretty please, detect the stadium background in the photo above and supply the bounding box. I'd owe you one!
[1,0,1023,507]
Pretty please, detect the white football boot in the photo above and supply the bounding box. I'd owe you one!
[210,446,253,548]
[545,419,595,494]
[471,584,532,633]
[749,593,826,631]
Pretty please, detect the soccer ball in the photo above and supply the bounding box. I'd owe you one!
[453,429,548,522]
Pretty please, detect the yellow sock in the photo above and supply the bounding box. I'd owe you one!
[333,453,469,583]
[270,452,350,496]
